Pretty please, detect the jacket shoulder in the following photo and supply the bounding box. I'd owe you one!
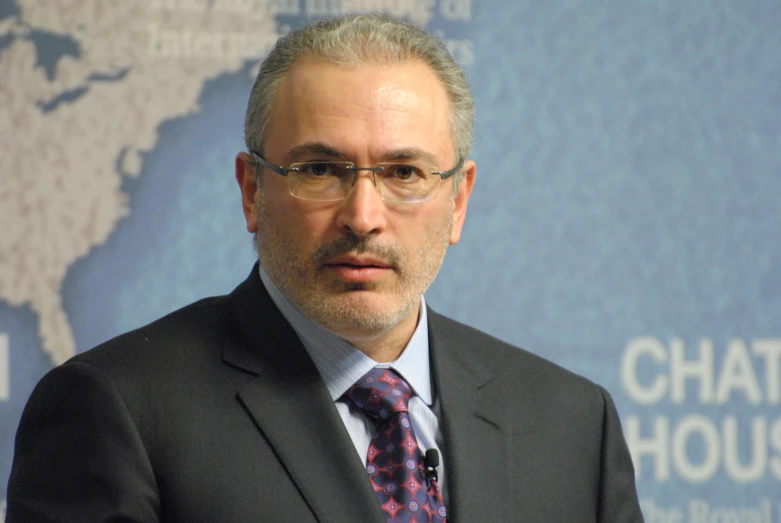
[71,295,231,376]
[427,307,601,396]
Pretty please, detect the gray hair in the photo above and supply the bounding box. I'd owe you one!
[243,14,474,183]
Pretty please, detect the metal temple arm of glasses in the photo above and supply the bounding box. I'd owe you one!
[431,158,464,179]
[250,152,287,176]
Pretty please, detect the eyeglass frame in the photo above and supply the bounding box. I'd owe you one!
[249,150,464,202]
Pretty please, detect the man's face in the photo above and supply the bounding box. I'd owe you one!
[236,59,475,347]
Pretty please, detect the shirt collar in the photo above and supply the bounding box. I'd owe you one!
[258,264,433,405]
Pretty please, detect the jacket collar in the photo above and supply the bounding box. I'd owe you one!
[427,307,510,522]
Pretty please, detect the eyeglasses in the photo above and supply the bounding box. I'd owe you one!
[250,151,464,203]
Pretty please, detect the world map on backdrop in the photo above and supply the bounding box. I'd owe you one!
[1,0,780,520]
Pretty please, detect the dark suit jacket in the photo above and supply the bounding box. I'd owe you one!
[7,265,644,522]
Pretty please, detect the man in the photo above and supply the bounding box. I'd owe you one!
[7,14,644,522]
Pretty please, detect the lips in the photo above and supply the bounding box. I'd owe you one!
[324,255,392,269]
[322,254,394,283]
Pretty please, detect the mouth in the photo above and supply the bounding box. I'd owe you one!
[324,254,393,269]
[322,255,394,282]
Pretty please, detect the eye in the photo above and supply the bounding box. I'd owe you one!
[387,164,424,181]
[300,162,334,177]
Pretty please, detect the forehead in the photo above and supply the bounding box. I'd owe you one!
[264,58,454,163]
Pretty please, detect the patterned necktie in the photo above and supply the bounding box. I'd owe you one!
[344,367,447,522]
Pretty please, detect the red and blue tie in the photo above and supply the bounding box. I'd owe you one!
[344,368,447,523]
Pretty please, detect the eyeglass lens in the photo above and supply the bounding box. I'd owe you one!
[287,161,441,202]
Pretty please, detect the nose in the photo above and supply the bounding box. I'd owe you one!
[335,170,387,237]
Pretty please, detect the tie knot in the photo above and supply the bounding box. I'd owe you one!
[344,367,413,422]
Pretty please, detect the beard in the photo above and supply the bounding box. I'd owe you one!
[254,198,453,338]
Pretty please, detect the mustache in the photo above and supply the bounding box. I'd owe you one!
[313,233,402,270]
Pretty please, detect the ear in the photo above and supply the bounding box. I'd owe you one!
[449,159,476,245]
[235,152,259,233]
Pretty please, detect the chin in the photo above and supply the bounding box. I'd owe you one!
[308,294,413,334]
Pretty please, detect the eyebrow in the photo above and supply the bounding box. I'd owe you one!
[285,142,442,166]
[379,148,440,166]
[286,143,347,162]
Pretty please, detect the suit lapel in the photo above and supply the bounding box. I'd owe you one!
[428,309,511,522]
[222,267,385,523]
